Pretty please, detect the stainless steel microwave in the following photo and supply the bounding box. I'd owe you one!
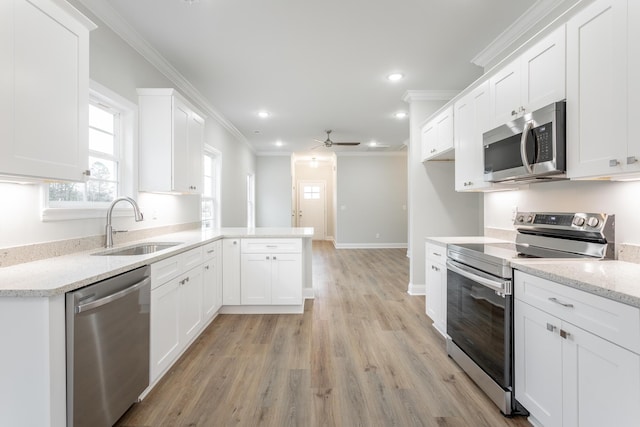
[483,101,566,183]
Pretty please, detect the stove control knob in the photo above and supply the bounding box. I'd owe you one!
[572,217,586,227]
[587,217,600,228]
[517,215,524,223]
[526,215,534,223]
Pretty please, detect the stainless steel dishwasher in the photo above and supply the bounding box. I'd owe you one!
[66,265,151,427]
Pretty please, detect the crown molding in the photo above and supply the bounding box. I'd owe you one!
[402,90,460,103]
[76,0,253,153]
[471,0,575,68]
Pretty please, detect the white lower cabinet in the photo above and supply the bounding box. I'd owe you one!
[240,239,303,306]
[515,271,640,427]
[425,242,447,337]
[150,246,204,383]
[222,238,241,305]
[202,240,222,320]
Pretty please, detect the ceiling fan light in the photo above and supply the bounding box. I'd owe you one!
[387,73,404,82]
[275,140,283,147]
[258,111,270,119]
[394,111,408,119]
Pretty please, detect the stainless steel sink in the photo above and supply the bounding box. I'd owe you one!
[92,242,182,256]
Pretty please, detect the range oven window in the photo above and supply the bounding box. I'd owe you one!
[447,268,511,388]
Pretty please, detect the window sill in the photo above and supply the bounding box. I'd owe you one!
[41,207,134,222]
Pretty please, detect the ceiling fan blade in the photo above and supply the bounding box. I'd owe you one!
[313,138,325,143]
[333,142,360,146]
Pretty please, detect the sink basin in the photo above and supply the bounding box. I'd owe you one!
[93,242,182,256]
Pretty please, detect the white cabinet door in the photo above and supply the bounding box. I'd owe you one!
[521,26,566,114]
[178,267,204,344]
[489,59,521,128]
[271,253,302,305]
[172,100,190,192]
[425,243,447,336]
[567,0,628,178]
[489,26,566,130]
[138,88,205,193]
[421,106,454,161]
[626,0,640,172]
[203,241,222,319]
[515,300,563,427]
[222,238,241,305]
[0,0,92,182]
[454,81,492,191]
[241,254,271,304]
[150,278,180,382]
[421,121,437,161]
[562,322,640,427]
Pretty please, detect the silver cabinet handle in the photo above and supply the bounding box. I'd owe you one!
[520,120,534,174]
[432,252,441,257]
[207,249,215,254]
[431,265,440,272]
[204,265,210,270]
[266,256,270,260]
[627,156,638,164]
[76,277,150,314]
[549,297,574,308]
[609,159,620,167]
[511,110,517,116]
[560,329,571,339]
[546,323,557,332]
[273,256,277,260]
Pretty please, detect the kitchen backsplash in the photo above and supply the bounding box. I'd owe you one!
[0,222,201,268]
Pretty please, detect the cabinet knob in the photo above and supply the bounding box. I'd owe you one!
[430,148,436,153]
[204,265,210,270]
[511,110,517,116]
[627,156,638,164]
[609,159,620,167]
[273,256,277,260]
[546,323,557,332]
[266,256,270,260]
[560,329,571,340]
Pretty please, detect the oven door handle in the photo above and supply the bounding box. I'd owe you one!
[446,259,511,295]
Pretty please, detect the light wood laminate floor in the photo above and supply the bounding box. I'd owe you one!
[117,241,530,427]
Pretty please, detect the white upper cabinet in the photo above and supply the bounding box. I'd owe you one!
[567,0,639,179]
[0,0,95,181]
[454,81,493,191]
[489,26,566,130]
[421,106,454,161]
[138,88,205,193]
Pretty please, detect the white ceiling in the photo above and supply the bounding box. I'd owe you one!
[82,0,537,154]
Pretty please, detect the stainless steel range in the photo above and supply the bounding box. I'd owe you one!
[445,211,615,416]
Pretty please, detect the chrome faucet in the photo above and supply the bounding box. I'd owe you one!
[105,197,144,248]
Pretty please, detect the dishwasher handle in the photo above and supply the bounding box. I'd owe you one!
[75,277,151,314]
[446,259,511,295]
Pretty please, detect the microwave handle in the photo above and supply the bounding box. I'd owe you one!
[520,120,534,174]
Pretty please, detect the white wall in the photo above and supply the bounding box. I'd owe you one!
[256,156,292,227]
[335,154,408,246]
[484,180,640,245]
[0,2,255,249]
[406,98,483,293]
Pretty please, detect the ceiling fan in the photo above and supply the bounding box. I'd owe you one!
[314,130,360,148]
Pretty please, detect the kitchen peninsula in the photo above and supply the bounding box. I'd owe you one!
[0,227,313,427]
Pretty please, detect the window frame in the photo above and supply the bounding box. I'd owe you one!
[201,145,221,229]
[41,81,137,222]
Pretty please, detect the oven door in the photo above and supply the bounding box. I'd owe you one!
[446,259,512,389]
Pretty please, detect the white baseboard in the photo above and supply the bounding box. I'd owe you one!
[333,242,408,249]
[407,282,426,295]
[303,287,315,299]
[220,305,304,314]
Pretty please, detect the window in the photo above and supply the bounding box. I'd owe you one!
[43,81,135,221]
[202,147,221,229]
[48,102,120,205]
[247,173,255,228]
[303,185,320,199]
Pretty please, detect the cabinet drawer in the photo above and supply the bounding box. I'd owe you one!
[515,271,640,353]
[241,238,302,254]
[151,255,182,288]
[182,247,203,270]
[426,242,446,260]
[202,240,221,260]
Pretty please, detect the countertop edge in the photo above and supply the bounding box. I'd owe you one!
[0,228,313,298]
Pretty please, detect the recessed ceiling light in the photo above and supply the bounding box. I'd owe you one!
[369,141,377,147]
[275,141,283,147]
[387,73,404,82]
[394,111,408,119]
[258,111,270,119]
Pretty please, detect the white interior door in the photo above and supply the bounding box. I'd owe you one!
[298,181,326,240]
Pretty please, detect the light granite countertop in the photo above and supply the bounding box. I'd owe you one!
[0,227,313,298]
[512,259,640,308]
